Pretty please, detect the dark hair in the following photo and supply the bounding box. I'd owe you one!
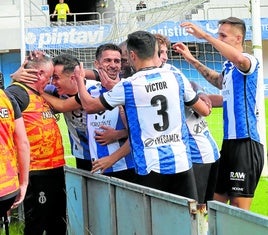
[218,17,246,42]
[127,31,156,59]
[95,43,122,61]
[52,53,80,74]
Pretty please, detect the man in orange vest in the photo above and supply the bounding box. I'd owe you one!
[6,52,66,235]
[0,89,30,229]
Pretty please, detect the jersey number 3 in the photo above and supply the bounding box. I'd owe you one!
[151,95,169,132]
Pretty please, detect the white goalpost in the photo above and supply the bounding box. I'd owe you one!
[250,0,267,176]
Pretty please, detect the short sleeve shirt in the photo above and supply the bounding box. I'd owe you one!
[100,67,198,175]
[221,53,262,144]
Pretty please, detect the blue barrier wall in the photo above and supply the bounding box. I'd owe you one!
[208,201,268,235]
[65,167,203,235]
[65,167,268,235]
[0,52,20,88]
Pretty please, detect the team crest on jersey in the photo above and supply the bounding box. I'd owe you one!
[193,120,207,134]
[96,111,105,116]
[38,191,47,204]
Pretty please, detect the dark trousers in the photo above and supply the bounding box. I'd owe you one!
[24,167,66,235]
[0,195,16,217]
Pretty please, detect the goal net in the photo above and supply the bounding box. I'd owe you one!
[24,0,214,68]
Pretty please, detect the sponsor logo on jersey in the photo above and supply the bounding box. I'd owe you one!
[42,110,54,119]
[90,114,111,127]
[90,119,111,127]
[0,108,9,118]
[144,134,180,147]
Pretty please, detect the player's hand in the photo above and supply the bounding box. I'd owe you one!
[11,60,38,84]
[98,68,120,90]
[180,22,206,39]
[91,157,114,173]
[74,62,85,81]
[95,126,121,145]
[172,42,195,62]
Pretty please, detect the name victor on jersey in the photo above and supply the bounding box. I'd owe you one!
[145,81,168,93]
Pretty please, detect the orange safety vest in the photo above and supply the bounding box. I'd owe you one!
[14,83,65,171]
[0,90,19,198]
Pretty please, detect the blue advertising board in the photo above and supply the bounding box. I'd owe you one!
[25,18,268,50]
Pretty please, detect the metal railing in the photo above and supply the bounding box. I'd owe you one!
[49,12,102,27]
[191,4,268,19]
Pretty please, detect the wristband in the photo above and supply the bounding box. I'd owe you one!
[74,93,81,105]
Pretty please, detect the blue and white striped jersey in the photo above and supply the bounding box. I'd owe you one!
[185,107,219,164]
[221,53,263,144]
[45,84,90,160]
[163,63,219,164]
[86,81,134,173]
[102,67,198,175]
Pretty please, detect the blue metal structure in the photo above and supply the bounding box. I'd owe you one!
[65,167,268,235]
[65,167,201,235]
[208,201,268,235]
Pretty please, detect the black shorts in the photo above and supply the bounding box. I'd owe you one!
[136,168,198,201]
[76,158,92,171]
[104,168,138,183]
[215,138,264,197]
[24,167,66,235]
[193,159,219,203]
